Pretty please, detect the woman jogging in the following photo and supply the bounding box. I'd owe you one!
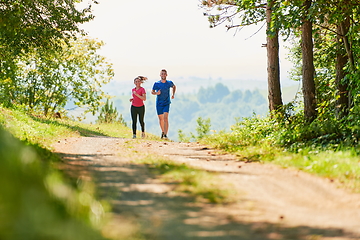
[130,76,147,139]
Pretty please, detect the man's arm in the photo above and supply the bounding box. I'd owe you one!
[171,85,176,99]
[152,89,161,95]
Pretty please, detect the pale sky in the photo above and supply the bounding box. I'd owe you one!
[80,0,292,83]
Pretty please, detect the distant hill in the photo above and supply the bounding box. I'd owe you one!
[102,76,298,96]
[68,77,299,141]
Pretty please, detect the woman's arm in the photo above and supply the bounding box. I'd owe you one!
[133,91,147,101]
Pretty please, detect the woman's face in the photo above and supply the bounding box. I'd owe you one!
[134,78,142,86]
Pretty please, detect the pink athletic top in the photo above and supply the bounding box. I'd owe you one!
[132,87,146,107]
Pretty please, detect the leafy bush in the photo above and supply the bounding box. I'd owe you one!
[178,117,211,142]
[0,127,108,240]
[97,99,126,125]
[205,97,360,153]
[201,114,277,152]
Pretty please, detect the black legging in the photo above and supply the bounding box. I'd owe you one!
[131,105,145,134]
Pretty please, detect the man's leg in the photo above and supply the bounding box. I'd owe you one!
[162,104,170,137]
[163,112,169,135]
[158,114,165,136]
[157,104,170,138]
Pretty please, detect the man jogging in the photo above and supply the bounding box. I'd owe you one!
[151,69,176,139]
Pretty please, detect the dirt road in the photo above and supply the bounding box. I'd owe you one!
[54,136,360,240]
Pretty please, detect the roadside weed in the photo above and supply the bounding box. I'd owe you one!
[200,115,360,193]
[135,156,237,204]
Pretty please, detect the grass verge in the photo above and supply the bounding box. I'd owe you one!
[0,107,135,148]
[134,155,237,204]
[201,133,360,193]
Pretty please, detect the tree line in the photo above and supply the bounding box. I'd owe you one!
[201,0,360,126]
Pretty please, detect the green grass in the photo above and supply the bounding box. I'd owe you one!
[0,106,164,148]
[273,149,360,191]
[201,131,360,193]
[0,106,149,149]
[0,125,108,240]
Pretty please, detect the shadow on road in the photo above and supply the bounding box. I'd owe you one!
[57,151,358,240]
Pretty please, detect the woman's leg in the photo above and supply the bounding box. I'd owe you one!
[138,105,145,133]
[130,106,137,135]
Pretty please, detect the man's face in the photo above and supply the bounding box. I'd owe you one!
[160,71,167,80]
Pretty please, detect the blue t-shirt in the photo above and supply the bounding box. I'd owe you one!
[152,80,174,106]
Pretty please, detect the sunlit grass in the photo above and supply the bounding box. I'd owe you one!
[0,107,76,148]
[202,132,360,193]
[135,156,237,204]
[0,125,109,240]
[273,150,360,192]
[0,106,159,149]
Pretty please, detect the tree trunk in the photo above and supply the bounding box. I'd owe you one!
[339,16,354,110]
[335,23,349,118]
[340,19,355,72]
[301,0,317,122]
[266,0,283,115]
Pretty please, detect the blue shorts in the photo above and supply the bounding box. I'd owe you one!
[156,104,170,115]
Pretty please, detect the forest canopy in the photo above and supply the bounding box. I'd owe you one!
[0,0,112,116]
[200,0,360,146]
